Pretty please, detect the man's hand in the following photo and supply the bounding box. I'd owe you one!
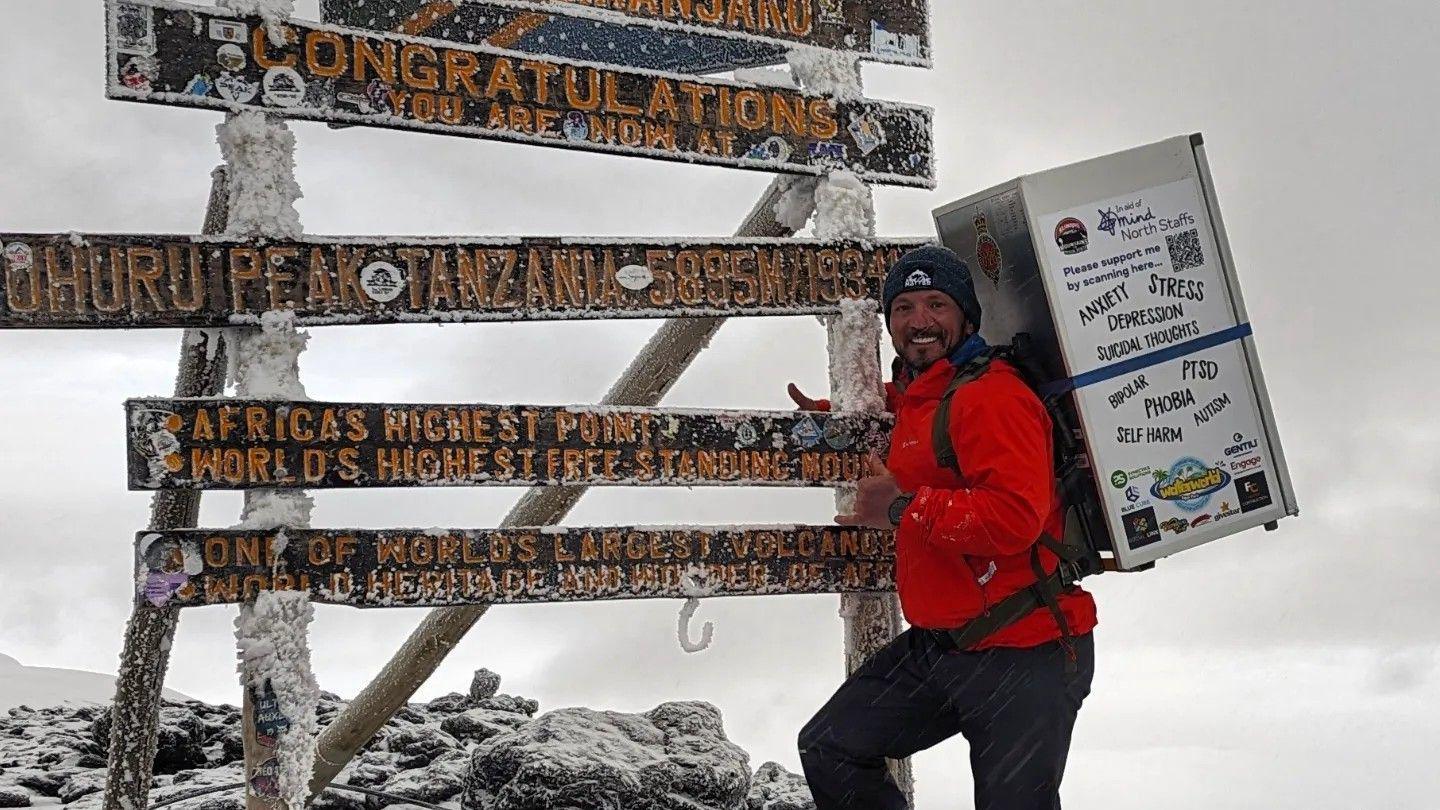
[836,455,904,529]
[787,383,823,411]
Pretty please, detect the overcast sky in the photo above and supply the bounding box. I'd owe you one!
[2,1,1438,808]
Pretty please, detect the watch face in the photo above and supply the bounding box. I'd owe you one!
[889,495,913,526]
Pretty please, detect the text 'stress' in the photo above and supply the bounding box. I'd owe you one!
[127,400,891,490]
[1033,178,1276,552]
[107,0,934,186]
[136,525,896,608]
[319,0,931,69]
[0,235,924,328]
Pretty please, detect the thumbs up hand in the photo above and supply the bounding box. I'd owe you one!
[836,454,904,529]
[787,383,823,411]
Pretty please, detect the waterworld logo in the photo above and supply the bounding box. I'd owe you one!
[1150,456,1231,512]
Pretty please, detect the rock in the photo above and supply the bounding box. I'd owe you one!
[13,769,67,797]
[58,772,105,804]
[377,753,466,807]
[0,788,31,808]
[746,762,815,810]
[469,669,501,701]
[463,701,750,810]
[153,707,208,774]
[214,725,245,765]
[439,708,529,744]
[348,751,403,788]
[474,694,538,717]
[425,692,472,715]
[381,724,460,769]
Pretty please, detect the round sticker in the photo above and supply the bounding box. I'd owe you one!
[616,264,654,292]
[216,43,246,72]
[262,67,306,108]
[359,261,405,302]
[3,242,34,269]
[216,71,257,103]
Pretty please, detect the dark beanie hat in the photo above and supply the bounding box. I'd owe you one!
[882,245,982,329]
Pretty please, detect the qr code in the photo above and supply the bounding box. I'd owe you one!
[1166,228,1204,272]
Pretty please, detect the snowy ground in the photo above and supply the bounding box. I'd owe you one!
[0,653,190,711]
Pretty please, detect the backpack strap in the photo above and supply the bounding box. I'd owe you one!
[931,349,999,475]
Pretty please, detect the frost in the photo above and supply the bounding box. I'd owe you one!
[772,175,819,232]
[676,569,716,654]
[828,299,886,413]
[235,591,320,810]
[217,0,293,47]
[216,112,303,240]
[787,47,862,100]
[233,491,313,530]
[230,311,309,401]
[812,171,875,242]
[733,66,796,89]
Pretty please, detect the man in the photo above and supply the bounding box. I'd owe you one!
[793,245,1097,810]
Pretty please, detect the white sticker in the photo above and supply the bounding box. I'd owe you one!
[4,242,34,270]
[847,112,887,156]
[216,43,246,72]
[115,3,156,56]
[209,19,248,44]
[262,67,306,108]
[216,71,258,103]
[616,264,654,291]
[870,20,922,60]
[359,261,405,302]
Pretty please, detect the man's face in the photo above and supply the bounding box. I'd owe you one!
[889,290,967,369]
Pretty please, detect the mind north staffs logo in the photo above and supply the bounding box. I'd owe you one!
[1150,456,1231,513]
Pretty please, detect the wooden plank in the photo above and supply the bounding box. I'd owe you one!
[135,525,896,607]
[126,399,891,490]
[0,233,925,328]
[105,0,935,187]
[318,0,931,71]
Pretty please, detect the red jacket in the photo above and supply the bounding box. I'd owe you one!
[883,357,1097,649]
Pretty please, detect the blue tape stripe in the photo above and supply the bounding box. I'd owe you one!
[1040,323,1254,398]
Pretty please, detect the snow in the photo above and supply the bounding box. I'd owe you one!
[772,176,820,233]
[733,67,797,89]
[235,592,319,810]
[676,568,718,654]
[230,311,309,402]
[811,171,876,242]
[0,653,191,712]
[787,47,862,100]
[216,0,293,47]
[216,112,303,241]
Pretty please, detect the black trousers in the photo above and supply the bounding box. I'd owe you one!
[799,628,1094,810]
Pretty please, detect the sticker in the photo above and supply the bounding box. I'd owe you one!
[870,20,922,59]
[1214,500,1241,520]
[209,18,248,44]
[262,66,306,107]
[904,269,930,288]
[215,71,258,103]
[138,533,201,608]
[4,242,34,270]
[847,112,887,156]
[365,79,394,114]
[1054,217,1089,255]
[745,136,793,163]
[974,213,1003,284]
[815,0,844,23]
[616,264,654,291]
[119,56,155,93]
[976,560,998,586]
[115,3,156,56]
[251,681,291,748]
[791,415,822,449]
[184,73,215,97]
[1110,470,1129,488]
[735,423,759,447]
[216,43,247,72]
[1189,513,1213,528]
[808,141,847,161]
[822,420,852,451]
[1235,471,1273,513]
[1124,485,1142,504]
[249,758,281,799]
[1159,516,1188,535]
[1122,507,1160,549]
[359,261,405,302]
[562,111,589,141]
[1150,457,1231,512]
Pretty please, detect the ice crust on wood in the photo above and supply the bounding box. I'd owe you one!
[235,593,319,810]
[216,112,302,241]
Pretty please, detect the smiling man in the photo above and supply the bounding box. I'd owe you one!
[794,246,1098,810]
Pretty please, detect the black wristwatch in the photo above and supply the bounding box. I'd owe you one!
[887,493,915,527]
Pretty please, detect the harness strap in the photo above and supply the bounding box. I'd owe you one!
[930,350,998,475]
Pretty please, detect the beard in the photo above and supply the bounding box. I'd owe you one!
[896,327,958,370]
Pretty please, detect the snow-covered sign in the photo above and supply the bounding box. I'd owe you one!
[319,0,931,71]
[134,525,896,607]
[0,233,928,328]
[105,0,935,187]
[125,399,891,490]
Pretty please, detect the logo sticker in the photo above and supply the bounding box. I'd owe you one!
[1151,457,1232,512]
[216,43,247,72]
[1055,217,1089,255]
[808,141,847,162]
[359,261,405,302]
[4,242,35,269]
[209,19,248,43]
[615,264,654,292]
[138,533,201,608]
[562,111,589,141]
[822,420,853,451]
[734,423,759,447]
[847,112,887,156]
[790,415,823,449]
[251,681,291,748]
[870,20,922,59]
[1236,471,1273,513]
[904,269,931,288]
[1125,485,1141,503]
[745,136,793,163]
[119,56,156,93]
[1110,470,1128,488]
[184,73,215,97]
[215,71,258,103]
[263,67,306,107]
[249,758,281,799]
[1123,507,1160,549]
[974,213,1003,284]
[115,3,156,55]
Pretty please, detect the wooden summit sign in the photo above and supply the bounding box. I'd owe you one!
[136,525,896,608]
[0,234,922,328]
[319,0,932,69]
[126,399,890,490]
[106,0,935,186]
